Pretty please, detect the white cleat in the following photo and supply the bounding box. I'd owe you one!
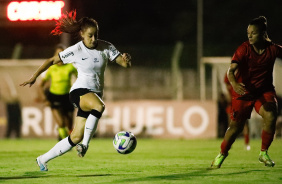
[36,156,48,171]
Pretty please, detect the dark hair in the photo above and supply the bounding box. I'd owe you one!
[51,10,99,37]
[249,16,267,32]
[249,16,270,41]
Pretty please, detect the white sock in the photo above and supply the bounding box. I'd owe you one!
[82,114,99,147]
[41,137,73,163]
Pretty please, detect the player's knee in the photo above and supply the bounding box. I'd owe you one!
[90,109,103,119]
[229,121,245,133]
[96,102,105,113]
[262,111,277,123]
[90,102,105,114]
[81,100,105,113]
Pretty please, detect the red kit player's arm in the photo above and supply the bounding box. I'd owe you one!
[227,63,246,95]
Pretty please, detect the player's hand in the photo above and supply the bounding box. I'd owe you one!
[122,53,131,67]
[232,82,246,95]
[20,77,36,87]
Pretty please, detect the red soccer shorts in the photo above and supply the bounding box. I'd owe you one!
[230,91,277,122]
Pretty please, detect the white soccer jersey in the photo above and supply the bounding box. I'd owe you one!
[59,40,120,93]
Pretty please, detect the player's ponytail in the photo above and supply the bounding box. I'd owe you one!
[51,10,80,35]
[51,10,99,39]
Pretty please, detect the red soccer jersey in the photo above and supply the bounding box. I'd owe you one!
[224,72,232,95]
[231,41,282,93]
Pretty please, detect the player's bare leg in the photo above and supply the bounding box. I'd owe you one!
[36,117,85,171]
[70,116,88,157]
[75,93,104,158]
[243,121,250,150]
[211,120,245,168]
[258,102,277,167]
[52,108,69,140]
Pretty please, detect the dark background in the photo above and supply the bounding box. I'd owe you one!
[1,0,282,69]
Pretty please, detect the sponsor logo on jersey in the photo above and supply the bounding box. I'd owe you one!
[62,51,74,59]
[109,45,118,56]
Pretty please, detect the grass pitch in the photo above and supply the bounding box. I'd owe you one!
[0,138,281,184]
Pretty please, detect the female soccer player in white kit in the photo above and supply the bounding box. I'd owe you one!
[20,11,131,171]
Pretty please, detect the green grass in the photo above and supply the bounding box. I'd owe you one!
[0,138,282,184]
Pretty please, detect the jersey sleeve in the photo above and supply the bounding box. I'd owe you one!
[231,43,247,64]
[58,44,78,64]
[276,44,282,59]
[106,43,120,62]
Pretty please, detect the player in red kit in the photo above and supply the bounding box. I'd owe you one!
[224,72,250,151]
[211,16,282,168]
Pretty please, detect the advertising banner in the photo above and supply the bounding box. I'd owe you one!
[17,100,217,139]
[0,60,217,139]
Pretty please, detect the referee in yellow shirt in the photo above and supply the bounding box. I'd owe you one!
[37,44,77,140]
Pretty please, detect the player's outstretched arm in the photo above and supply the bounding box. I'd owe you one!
[20,55,62,87]
[115,53,131,68]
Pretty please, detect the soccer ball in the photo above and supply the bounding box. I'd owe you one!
[113,131,137,154]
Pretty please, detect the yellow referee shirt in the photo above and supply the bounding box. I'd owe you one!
[43,64,77,95]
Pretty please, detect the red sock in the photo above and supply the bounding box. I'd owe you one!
[220,139,233,155]
[261,130,274,151]
[244,134,249,145]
